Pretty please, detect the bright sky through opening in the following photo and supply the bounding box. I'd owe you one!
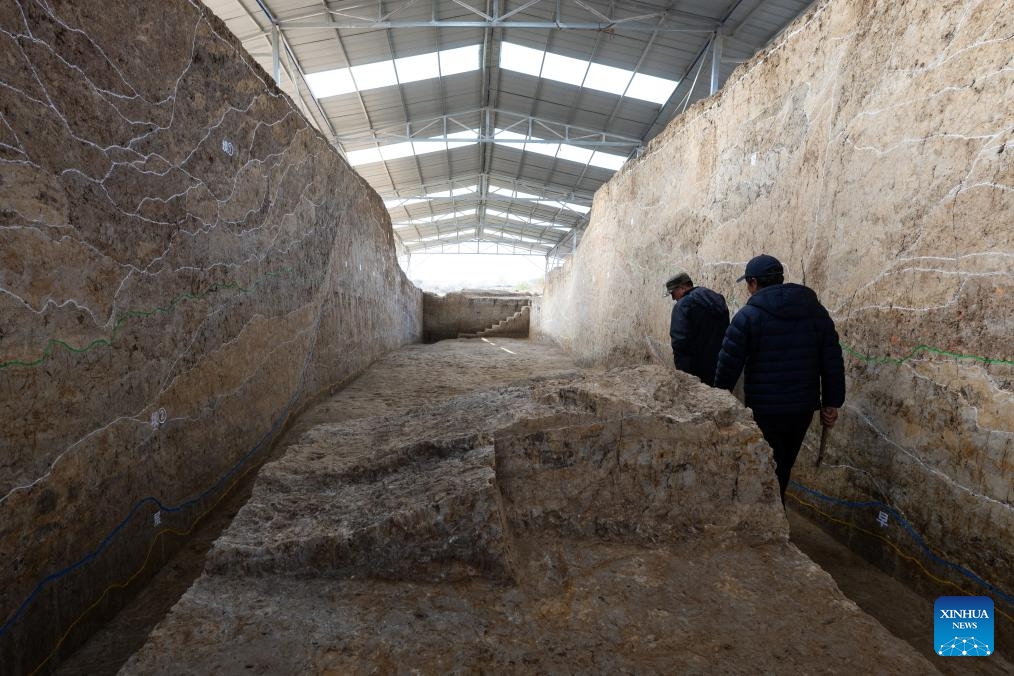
[402,253,547,292]
[306,45,480,98]
[498,42,678,104]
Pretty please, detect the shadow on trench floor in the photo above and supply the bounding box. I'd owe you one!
[785,505,1012,676]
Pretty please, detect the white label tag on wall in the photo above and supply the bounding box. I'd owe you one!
[153,511,162,527]
[877,511,889,528]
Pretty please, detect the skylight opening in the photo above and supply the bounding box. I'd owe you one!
[431,185,480,198]
[536,199,590,215]
[487,185,538,200]
[385,185,479,209]
[493,231,547,244]
[485,209,569,229]
[583,62,632,96]
[346,130,479,166]
[499,41,677,105]
[386,185,588,216]
[305,68,355,98]
[589,151,627,171]
[439,45,481,76]
[385,197,427,208]
[499,42,543,77]
[626,73,678,104]
[554,144,595,165]
[541,51,587,86]
[416,229,476,243]
[351,60,398,90]
[394,208,477,226]
[486,185,586,214]
[395,52,440,84]
[307,45,480,100]
[492,128,626,171]
[352,128,625,171]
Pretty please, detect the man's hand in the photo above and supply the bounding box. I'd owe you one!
[820,406,839,428]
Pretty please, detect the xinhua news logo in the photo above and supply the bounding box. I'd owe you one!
[934,596,993,657]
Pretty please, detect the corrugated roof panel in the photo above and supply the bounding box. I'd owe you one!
[283,28,341,51]
[287,37,344,64]
[203,1,257,24]
[203,0,817,253]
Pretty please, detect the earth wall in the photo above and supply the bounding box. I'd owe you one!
[538,0,1013,618]
[0,0,421,670]
[422,291,531,341]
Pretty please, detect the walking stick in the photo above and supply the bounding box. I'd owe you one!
[815,424,830,467]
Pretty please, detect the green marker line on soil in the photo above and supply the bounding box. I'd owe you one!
[1,267,295,370]
[843,343,1014,367]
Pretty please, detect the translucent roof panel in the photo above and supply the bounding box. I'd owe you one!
[394,208,478,226]
[347,130,480,166]
[554,144,595,165]
[395,52,441,84]
[498,42,543,77]
[499,42,677,105]
[540,51,588,86]
[626,72,679,104]
[485,209,569,229]
[492,128,627,171]
[352,60,399,90]
[307,45,481,100]
[209,0,818,257]
[439,45,481,76]
[305,68,356,98]
[583,62,633,96]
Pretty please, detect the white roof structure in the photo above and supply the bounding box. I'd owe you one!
[203,0,815,258]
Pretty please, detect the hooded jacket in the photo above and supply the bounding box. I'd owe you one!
[670,286,730,384]
[713,283,845,414]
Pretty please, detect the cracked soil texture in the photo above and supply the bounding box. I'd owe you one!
[120,339,937,675]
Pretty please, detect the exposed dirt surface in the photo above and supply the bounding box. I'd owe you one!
[536,0,1014,618]
[1,0,421,668]
[786,507,1013,676]
[58,339,1000,675]
[117,339,933,674]
[55,338,581,675]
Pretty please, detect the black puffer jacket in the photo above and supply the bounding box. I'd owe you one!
[713,283,845,414]
[670,286,730,384]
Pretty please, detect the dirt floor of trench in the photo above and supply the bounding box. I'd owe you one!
[55,338,1010,675]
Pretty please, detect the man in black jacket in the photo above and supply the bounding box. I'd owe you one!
[666,271,730,384]
[714,254,846,502]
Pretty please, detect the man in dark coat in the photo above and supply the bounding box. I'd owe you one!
[713,254,846,502]
[666,271,730,384]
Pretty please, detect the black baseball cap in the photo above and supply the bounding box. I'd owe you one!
[664,272,692,295]
[736,254,783,282]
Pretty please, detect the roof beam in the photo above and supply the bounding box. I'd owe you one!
[335,108,643,148]
[381,173,596,203]
[235,0,720,41]
[226,1,340,149]
[394,208,574,231]
[405,236,555,254]
[265,19,714,31]
[388,195,589,208]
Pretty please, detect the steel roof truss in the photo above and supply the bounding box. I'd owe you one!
[337,108,642,148]
[248,0,720,35]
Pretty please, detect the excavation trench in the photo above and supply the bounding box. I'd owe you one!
[58,340,1006,675]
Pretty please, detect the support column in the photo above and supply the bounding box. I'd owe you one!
[710,32,723,95]
[272,24,281,85]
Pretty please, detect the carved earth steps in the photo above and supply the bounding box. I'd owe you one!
[122,345,936,674]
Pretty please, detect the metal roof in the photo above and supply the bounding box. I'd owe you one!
[204,0,816,257]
